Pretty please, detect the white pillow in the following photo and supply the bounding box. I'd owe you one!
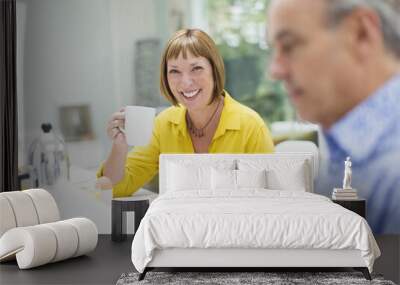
[236,169,267,189]
[238,159,310,191]
[266,168,307,191]
[211,168,237,190]
[166,159,236,192]
[167,162,211,191]
[211,169,268,190]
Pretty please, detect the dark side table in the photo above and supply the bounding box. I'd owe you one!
[112,189,157,242]
[332,199,366,218]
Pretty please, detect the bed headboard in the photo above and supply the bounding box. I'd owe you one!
[159,153,316,195]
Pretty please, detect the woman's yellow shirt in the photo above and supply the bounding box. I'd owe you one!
[97,92,274,197]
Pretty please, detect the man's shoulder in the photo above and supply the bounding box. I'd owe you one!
[364,131,400,179]
[375,119,400,153]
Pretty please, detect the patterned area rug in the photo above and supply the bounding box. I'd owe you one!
[116,271,396,285]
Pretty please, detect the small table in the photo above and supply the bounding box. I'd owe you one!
[332,199,366,218]
[111,189,157,242]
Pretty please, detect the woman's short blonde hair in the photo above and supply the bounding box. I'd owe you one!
[160,29,225,106]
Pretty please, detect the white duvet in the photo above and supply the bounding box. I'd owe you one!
[131,190,380,273]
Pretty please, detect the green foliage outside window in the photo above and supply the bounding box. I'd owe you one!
[207,0,295,124]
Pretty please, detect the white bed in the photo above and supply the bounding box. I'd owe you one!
[131,154,380,280]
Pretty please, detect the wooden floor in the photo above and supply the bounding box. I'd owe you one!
[0,235,134,285]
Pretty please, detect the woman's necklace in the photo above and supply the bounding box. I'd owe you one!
[186,97,222,138]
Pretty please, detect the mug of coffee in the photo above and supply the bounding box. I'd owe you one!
[119,106,156,146]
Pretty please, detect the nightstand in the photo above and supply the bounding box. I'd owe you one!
[332,199,366,218]
[111,189,157,242]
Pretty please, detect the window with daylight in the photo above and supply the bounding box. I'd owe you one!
[205,0,319,145]
[207,0,295,125]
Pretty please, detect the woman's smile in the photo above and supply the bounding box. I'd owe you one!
[181,89,202,101]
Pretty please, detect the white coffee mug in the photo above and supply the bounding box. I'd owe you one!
[119,106,156,146]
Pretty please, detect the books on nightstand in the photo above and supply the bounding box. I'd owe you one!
[332,188,358,200]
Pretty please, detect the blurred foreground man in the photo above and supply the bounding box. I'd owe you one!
[267,0,400,234]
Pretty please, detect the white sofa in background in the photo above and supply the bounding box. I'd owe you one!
[0,188,98,269]
[275,140,320,178]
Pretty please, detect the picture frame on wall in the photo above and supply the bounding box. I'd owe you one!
[59,104,94,142]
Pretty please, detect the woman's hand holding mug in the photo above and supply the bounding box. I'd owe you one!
[107,107,129,150]
[106,105,155,150]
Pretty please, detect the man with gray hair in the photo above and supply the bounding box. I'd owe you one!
[267,0,400,234]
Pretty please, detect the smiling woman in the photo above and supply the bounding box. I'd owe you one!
[97,28,275,198]
[161,29,225,147]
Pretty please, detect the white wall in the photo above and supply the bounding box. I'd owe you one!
[110,0,158,109]
[19,0,159,165]
[189,0,208,31]
[21,0,110,160]
[17,0,161,233]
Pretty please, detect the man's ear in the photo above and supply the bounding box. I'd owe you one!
[341,7,382,62]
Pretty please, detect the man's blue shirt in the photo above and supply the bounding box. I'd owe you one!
[316,74,400,234]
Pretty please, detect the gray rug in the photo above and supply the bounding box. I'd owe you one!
[116,271,396,285]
